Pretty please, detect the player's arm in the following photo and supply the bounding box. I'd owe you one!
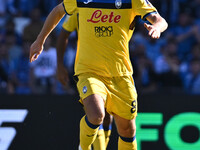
[29,3,66,62]
[56,29,71,86]
[144,13,168,39]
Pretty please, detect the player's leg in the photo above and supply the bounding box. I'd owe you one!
[92,110,112,150]
[113,114,137,150]
[92,124,106,150]
[80,94,105,150]
[103,111,113,148]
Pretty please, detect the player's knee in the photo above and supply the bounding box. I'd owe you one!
[88,111,105,125]
[118,124,136,138]
[129,125,136,137]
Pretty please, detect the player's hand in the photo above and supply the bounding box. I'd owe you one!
[144,23,161,39]
[57,65,69,86]
[29,40,43,62]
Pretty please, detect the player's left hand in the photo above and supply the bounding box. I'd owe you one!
[144,23,161,39]
[56,65,69,86]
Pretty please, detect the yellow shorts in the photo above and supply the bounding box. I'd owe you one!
[76,73,138,120]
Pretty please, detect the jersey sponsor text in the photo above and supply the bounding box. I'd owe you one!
[87,10,121,23]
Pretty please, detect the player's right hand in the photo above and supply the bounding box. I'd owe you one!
[29,40,43,62]
[57,65,69,86]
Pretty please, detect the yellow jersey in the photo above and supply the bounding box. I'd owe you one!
[63,0,157,77]
[62,11,79,32]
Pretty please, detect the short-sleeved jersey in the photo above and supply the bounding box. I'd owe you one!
[63,0,157,77]
[62,11,79,32]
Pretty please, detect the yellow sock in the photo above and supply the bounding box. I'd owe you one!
[104,124,112,148]
[92,125,106,150]
[118,136,137,150]
[80,116,100,150]
[104,130,111,148]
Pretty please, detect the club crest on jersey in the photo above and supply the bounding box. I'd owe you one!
[115,0,122,9]
[83,86,87,94]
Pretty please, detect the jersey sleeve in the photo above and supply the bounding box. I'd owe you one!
[63,0,77,15]
[62,12,78,32]
[132,0,157,20]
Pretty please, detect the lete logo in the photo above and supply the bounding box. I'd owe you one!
[0,109,28,150]
[87,10,121,23]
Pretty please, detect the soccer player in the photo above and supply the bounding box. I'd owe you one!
[56,12,113,150]
[29,0,168,149]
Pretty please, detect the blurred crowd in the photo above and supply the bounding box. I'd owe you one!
[0,0,200,95]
